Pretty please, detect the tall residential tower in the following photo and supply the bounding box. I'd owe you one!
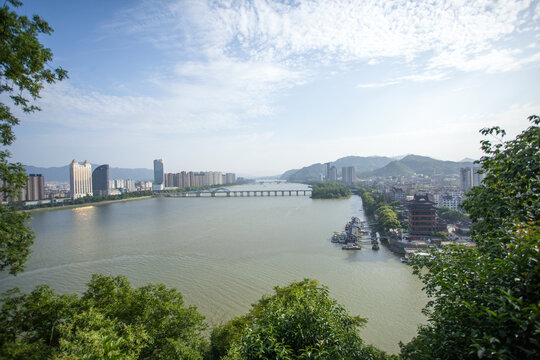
[153,159,164,190]
[70,160,93,199]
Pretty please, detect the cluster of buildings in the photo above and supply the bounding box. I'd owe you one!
[3,174,45,202]
[366,166,484,213]
[152,158,236,191]
[324,163,356,184]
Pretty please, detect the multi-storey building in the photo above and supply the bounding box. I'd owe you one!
[407,194,439,236]
[70,160,93,199]
[341,166,355,184]
[329,166,338,182]
[224,173,236,184]
[6,174,45,202]
[92,164,109,196]
[460,167,485,192]
[26,174,45,201]
[153,159,164,190]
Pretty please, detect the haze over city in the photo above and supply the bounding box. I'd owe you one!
[11,0,540,175]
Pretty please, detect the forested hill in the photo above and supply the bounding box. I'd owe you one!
[281,154,475,181]
[361,155,475,177]
[281,156,394,182]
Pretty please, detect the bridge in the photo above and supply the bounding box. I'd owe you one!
[154,188,312,198]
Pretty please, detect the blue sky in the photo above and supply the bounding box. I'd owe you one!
[10,0,540,176]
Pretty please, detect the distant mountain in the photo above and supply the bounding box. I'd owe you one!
[369,160,415,177]
[399,155,474,176]
[460,157,476,163]
[23,164,154,182]
[281,154,476,182]
[359,155,475,178]
[281,156,394,182]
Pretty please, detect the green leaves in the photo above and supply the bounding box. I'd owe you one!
[1,0,67,274]
[311,183,351,199]
[0,275,209,360]
[215,279,394,360]
[402,117,540,360]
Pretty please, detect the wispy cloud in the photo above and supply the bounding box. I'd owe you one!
[39,0,540,135]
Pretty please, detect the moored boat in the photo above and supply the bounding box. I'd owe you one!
[342,243,361,250]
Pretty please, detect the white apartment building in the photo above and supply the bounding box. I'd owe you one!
[70,160,93,199]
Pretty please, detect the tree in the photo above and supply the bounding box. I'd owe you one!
[311,182,351,199]
[437,207,468,224]
[0,0,67,274]
[401,116,540,360]
[0,275,209,359]
[215,279,395,360]
[462,115,539,243]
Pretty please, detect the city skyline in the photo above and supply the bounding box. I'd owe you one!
[9,0,540,176]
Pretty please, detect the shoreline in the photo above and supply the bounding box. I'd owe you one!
[25,196,153,213]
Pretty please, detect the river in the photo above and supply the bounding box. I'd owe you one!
[0,183,426,354]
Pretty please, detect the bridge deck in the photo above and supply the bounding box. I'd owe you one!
[154,189,312,198]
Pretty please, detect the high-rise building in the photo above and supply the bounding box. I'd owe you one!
[329,166,338,182]
[325,163,331,182]
[70,160,93,199]
[5,174,45,202]
[460,167,485,191]
[224,173,236,184]
[153,159,164,190]
[342,166,356,184]
[26,174,45,201]
[92,164,109,196]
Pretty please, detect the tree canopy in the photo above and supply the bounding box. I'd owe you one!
[0,274,208,360]
[311,182,352,199]
[211,279,394,360]
[0,0,67,274]
[401,116,540,360]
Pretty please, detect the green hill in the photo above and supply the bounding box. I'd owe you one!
[369,160,415,177]
[281,156,394,182]
[283,155,476,181]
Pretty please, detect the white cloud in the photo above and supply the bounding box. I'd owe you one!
[43,0,540,135]
[357,81,399,89]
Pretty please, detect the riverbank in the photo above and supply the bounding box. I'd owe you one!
[26,196,153,213]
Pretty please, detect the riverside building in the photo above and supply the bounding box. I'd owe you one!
[70,160,93,199]
[153,159,164,190]
[92,164,110,196]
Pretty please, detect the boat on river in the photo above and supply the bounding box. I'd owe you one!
[342,243,361,250]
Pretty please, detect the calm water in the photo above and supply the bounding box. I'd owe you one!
[0,183,426,353]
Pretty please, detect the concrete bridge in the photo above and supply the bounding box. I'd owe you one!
[154,189,312,198]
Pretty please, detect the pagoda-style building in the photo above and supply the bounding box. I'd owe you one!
[407,194,438,236]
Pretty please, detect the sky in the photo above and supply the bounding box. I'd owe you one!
[9,0,540,176]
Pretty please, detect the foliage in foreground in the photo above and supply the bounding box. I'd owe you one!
[0,274,208,360]
[0,0,67,274]
[401,116,540,360]
[311,182,351,199]
[209,279,395,360]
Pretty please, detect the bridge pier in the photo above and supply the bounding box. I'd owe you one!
[211,192,216,197]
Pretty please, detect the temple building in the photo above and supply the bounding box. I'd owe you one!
[407,194,440,236]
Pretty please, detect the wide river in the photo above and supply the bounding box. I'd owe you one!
[0,183,426,353]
